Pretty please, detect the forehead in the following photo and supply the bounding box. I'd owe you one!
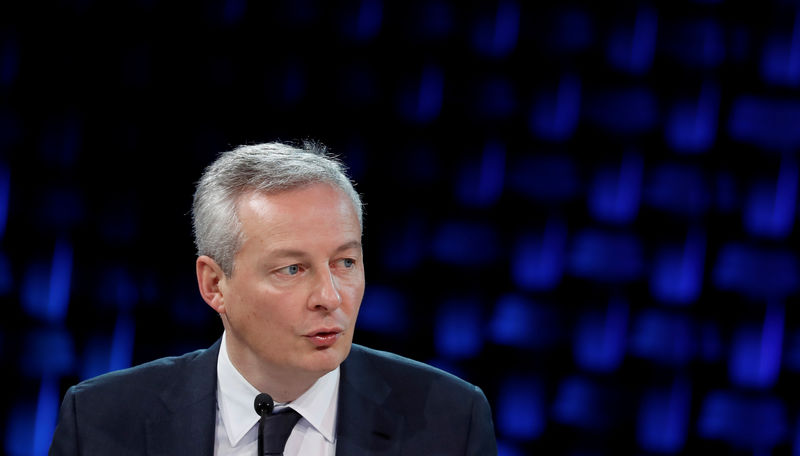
[235,183,362,239]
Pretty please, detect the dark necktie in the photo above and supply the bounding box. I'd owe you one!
[261,408,302,455]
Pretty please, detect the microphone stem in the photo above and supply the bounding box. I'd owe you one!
[258,410,266,456]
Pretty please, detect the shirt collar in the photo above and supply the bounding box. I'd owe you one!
[216,332,340,447]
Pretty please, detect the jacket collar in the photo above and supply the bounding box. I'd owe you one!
[144,339,221,456]
[335,344,404,456]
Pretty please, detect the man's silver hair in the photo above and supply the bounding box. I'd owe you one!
[192,141,363,277]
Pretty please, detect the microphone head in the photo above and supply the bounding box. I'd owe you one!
[254,393,274,416]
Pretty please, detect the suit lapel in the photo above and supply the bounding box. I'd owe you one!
[144,340,221,456]
[335,345,404,456]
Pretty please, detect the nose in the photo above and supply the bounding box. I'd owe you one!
[309,266,342,311]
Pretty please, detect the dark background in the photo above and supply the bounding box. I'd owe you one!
[4,0,800,454]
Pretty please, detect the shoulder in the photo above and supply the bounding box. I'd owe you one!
[346,344,484,398]
[67,345,214,405]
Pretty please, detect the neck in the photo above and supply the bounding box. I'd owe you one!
[223,332,322,402]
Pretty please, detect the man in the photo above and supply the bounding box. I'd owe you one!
[50,142,497,455]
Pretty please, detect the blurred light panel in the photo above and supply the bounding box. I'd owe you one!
[713,243,799,299]
[744,158,798,239]
[728,96,800,150]
[760,13,800,87]
[573,298,628,373]
[21,328,75,377]
[697,391,787,449]
[629,310,693,365]
[664,19,725,68]
[529,74,581,141]
[358,285,409,335]
[398,64,444,123]
[341,0,383,41]
[729,303,784,389]
[584,87,658,134]
[637,378,691,453]
[606,6,657,75]
[110,313,136,372]
[552,376,617,431]
[643,163,710,215]
[434,298,484,358]
[511,219,567,291]
[222,0,246,25]
[95,266,139,310]
[488,294,561,349]
[665,84,720,154]
[5,401,35,456]
[568,229,644,282]
[431,221,499,266]
[496,375,546,440]
[588,153,643,224]
[650,228,706,305]
[32,376,59,456]
[509,155,580,202]
[456,140,505,207]
[22,240,72,323]
[472,0,520,58]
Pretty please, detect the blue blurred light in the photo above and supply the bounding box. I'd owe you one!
[552,376,614,430]
[697,391,787,449]
[472,0,520,58]
[530,74,581,141]
[643,163,710,215]
[584,87,658,134]
[21,328,75,377]
[729,303,784,389]
[456,140,505,207]
[380,217,426,271]
[573,298,628,373]
[511,219,567,291]
[22,240,72,322]
[96,266,139,310]
[5,401,35,456]
[713,243,799,299]
[629,309,693,365]
[476,77,516,118]
[0,35,19,86]
[547,8,593,52]
[496,376,545,440]
[568,229,644,282]
[664,19,725,68]
[110,313,135,372]
[342,0,382,41]
[431,221,499,266]
[637,378,691,453]
[665,84,720,153]
[729,96,800,150]
[0,163,8,239]
[398,65,444,123]
[33,376,59,456]
[650,228,706,305]
[606,6,657,75]
[760,13,800,87]
[497,440,526,456]
[81,334,112,380]
[509,155,580,202]
[358,285,409,335]
[488,294,561,348]
[588,153,643,224]
[434,298,484,358]
[744,158,798,239]
[222,0,246,24]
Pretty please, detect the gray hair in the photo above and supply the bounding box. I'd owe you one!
[192,141,363,277]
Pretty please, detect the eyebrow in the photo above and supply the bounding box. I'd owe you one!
[269,241,362,259]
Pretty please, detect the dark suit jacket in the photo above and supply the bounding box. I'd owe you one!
[49,340,497,455]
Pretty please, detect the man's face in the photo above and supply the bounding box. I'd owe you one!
[219,183,364,381]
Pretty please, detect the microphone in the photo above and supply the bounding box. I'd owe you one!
[254,393,274,456]
[254,393,274,416]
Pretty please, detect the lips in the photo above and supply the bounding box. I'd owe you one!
[304,328,343,347]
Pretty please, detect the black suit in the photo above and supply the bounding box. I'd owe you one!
[49,340,497,455]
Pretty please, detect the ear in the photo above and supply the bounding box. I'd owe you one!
[196,255,227,314]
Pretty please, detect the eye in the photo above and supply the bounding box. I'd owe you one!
[341,258,356,268]
[278,264,301,275]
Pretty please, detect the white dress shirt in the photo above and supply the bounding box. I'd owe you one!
[214,333,339,455]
